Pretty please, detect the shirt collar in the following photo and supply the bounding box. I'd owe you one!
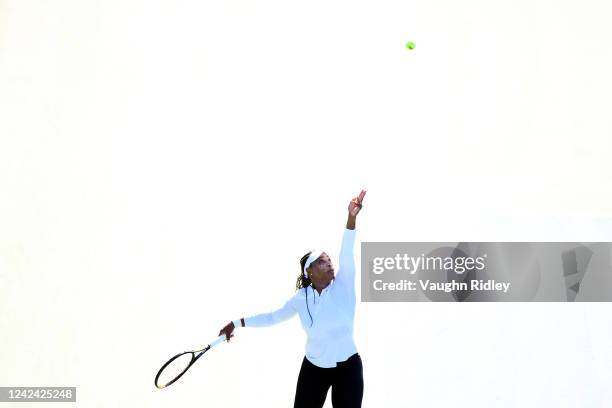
[312,281,333,297]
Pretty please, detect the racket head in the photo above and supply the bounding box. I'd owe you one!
[155,347,208,389]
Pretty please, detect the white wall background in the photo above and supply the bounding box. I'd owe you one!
[1,0,612,406]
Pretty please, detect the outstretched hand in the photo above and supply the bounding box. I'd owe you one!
[348,189,367,217]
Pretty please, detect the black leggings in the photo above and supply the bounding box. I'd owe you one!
[293,353,364,408]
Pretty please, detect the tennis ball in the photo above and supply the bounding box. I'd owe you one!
[406,41,416,50]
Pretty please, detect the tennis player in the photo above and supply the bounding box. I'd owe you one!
[219,189,366,408]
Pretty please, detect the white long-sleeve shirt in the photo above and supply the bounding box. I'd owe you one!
[241,228,357,368]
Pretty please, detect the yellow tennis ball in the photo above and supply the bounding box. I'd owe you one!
[406,41,416,50]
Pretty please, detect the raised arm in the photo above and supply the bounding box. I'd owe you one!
[334,190,366,296]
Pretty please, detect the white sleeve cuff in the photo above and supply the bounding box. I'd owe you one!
[232,319,242,328]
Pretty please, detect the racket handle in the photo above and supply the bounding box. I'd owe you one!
[210,334,229,348]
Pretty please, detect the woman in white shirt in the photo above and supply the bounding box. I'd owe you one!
[219,189,366,408]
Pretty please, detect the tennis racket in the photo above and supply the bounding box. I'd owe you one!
[155,334,229,389]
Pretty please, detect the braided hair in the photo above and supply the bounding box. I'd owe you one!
[296,252,315,327]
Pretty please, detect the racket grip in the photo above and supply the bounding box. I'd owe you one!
[210,334,229,347]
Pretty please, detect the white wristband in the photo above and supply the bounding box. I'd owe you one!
[232,319,242,328]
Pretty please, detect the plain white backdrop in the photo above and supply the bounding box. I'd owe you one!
[1,0,612,406]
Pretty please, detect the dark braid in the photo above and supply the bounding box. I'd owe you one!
[297,252,314,327]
